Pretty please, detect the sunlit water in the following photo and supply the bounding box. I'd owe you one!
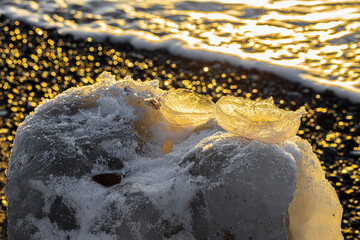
[1,0,360,99]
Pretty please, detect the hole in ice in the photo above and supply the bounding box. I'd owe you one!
[92,173,122,187]
[160,89,214,128]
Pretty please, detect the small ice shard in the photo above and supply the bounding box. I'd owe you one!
[159,89,214,128]
[214,96,305,143]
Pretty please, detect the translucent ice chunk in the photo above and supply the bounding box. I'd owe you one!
[214,96,305,143]
[288,137,343,240]
[159,89,215,128]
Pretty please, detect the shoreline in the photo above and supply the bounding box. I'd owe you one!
[1,10,360,104]
[0,14,359,239]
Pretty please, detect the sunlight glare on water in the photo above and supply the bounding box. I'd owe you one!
[0,0,359,94]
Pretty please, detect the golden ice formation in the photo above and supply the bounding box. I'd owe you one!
[214,96,305,143]
[159,89,215,128]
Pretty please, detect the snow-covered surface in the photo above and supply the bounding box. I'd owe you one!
[6,73,342,239]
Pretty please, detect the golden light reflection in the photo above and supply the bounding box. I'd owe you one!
[16,0,359,94]
[208,0,269,7]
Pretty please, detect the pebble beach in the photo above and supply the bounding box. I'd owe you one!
[0,14,359,239]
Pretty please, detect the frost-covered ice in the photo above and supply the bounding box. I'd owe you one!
[6,72,342,239]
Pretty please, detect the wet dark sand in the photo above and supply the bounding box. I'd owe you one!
[0,14,359,239]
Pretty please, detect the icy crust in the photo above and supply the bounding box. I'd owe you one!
[180,133,298,239]
[7,72,163,178]
[6,73,342,239]
[7,130,299,239]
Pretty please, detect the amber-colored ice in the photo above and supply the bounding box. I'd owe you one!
[214,96,305,143]
[159,89,215,128]
[288,137,343,240]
